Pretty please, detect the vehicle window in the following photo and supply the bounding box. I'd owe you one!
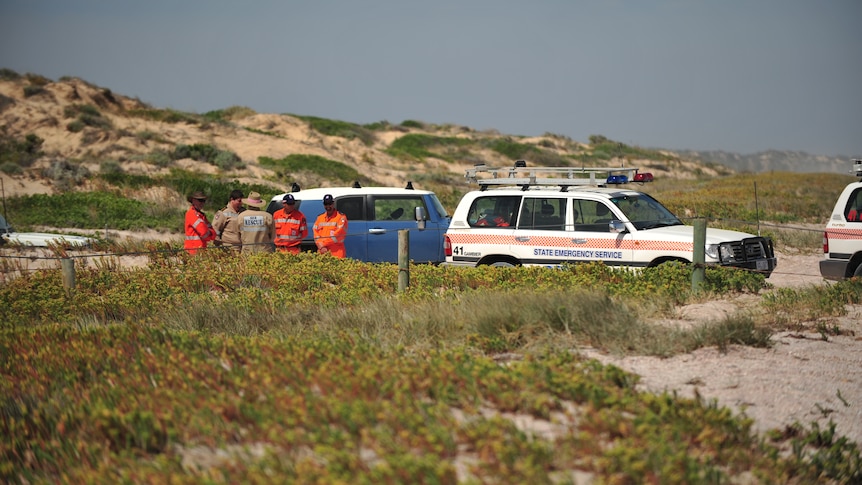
[336,196,365,221]
[468,195,521,228]
[428,194,449,219]
[520,197,566,231]
[572,199,613,232]
[610,194,681,230]
[372,196,424,221]
[845,188,862,222]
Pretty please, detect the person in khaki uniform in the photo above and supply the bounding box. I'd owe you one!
[239,192,274,253]
[211,189,245,251]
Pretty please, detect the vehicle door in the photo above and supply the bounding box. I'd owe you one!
[334,195,368,261]
[366,194,445,263]
[568,198,634,267]
[508,196,569,267]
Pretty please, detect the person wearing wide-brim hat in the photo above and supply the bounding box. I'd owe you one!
[238,191,275,253]
[184,191,217,255]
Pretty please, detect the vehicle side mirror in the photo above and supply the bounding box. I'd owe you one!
[609,220,626,233]
[415,207,427,230]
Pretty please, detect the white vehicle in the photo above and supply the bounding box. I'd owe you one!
[820,159,862,280]
[443,163,777,276]
[0,214,93,247]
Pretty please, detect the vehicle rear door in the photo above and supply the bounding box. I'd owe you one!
[508,196,569,267]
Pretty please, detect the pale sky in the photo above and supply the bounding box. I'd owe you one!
[1,0,860,157]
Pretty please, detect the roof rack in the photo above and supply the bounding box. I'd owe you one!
[466,161,642,189]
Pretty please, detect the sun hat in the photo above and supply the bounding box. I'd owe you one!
[187,191,207,202]
[243,191,266,208]
[323,194,334,205]
[283,194,296,204]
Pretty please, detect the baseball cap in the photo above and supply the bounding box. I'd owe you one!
[283,194,296,204]
[323,194,334,205]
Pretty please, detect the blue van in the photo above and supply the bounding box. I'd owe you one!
[266,185,450,264]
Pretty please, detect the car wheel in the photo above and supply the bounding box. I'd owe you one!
[489,261,516,267]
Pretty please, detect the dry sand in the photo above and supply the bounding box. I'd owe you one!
[581,251,862,443]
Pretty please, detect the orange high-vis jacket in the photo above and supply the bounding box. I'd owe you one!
[274,208,308,254]
[184,206,216,255]
[313,210,348,258]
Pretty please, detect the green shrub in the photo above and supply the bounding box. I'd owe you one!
[22,85,46,97]
[386,133,471,161]
[99,160,123,175]
[259,154,363,185]
[0,133,43,168]
[0,161,22,174]
[213,150,244,170]
[66,120,85,133]
[0,68,21,81]
[483,138,542,160]
[41,160,89,191]
[294,114,377,145]
[0,93,14,112]
[172,144,242,170]
[24,73,51,86]
[128,108,200,124]
[362,120,392,131]
[203,106,256,122]
[400,119,425,129]
[98,172,157,189]
[3,191,179,232]
[143,149,173,167]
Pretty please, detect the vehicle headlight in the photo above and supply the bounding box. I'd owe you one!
[719,245,736,262]
[705,244,719,260]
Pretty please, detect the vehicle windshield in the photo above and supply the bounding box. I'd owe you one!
[609,193,682,230]
[429,194,449,219]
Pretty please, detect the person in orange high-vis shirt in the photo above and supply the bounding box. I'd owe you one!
[312,194,348,258]
[274,193,308,254]
[184,191,217,255]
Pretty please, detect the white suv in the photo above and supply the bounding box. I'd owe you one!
[820,159,862,280]
[443,164,777,276]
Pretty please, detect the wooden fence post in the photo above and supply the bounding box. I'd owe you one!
[398,230,409,292]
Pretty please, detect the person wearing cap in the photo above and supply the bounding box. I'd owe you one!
[184,190,217,255]
[239,191,275,253]
[273,193,308,254]
[212,189,245,251]
[312,194,348,258]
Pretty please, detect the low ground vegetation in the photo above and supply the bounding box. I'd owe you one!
[2,73,861,481]
[1,251,860,482]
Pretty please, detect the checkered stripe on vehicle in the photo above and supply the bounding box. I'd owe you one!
[446,233,512,244]
[826,228,862,239]
[630,240,693,251]
[447,233,693,251]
